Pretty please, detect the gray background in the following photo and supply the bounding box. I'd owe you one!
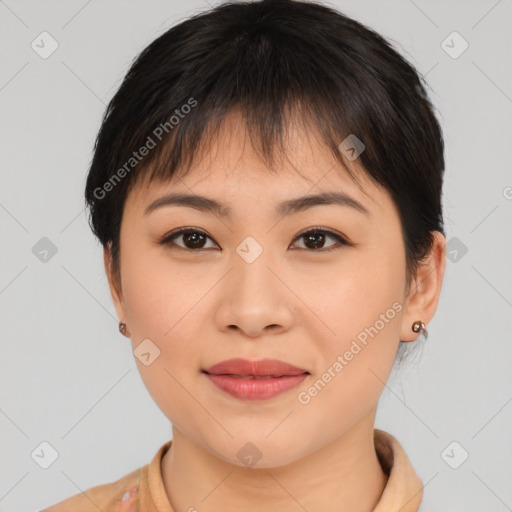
[1,0,511,511]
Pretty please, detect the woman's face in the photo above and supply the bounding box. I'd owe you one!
[106,111,445,467]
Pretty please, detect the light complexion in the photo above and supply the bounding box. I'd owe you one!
[104,110,446,512]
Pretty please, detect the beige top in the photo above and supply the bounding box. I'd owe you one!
[40,429,424,511]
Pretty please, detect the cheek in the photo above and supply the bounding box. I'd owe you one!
[121,243,207,338]
[309,244,404,340]
[120,246,221,400]
[304,243,405,398]
[119,249,209,427]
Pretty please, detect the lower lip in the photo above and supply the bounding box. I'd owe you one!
[204,373,309,400]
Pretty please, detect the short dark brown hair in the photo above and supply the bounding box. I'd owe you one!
[85,0,445,322]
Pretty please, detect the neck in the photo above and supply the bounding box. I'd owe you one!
[161,416,388,512]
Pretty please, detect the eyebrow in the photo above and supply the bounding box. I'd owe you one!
[144,191,370,218]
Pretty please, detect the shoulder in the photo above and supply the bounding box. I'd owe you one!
[40,466,143,512]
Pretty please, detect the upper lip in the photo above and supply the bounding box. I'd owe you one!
[203,358,309,377]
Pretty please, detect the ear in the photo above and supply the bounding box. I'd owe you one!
[400,231,447,342]
[103,242,127,323]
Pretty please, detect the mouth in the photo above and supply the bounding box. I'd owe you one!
[202,372,309,401]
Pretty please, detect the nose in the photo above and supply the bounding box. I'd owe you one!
[214,250,295,338]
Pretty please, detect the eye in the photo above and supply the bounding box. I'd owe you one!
[290,227,350,252]
[158,227,351,252]
[158,227,218,251]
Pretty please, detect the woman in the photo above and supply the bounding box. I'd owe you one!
[42,0,446,510]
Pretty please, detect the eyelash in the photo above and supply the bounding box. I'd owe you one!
[157,226,351,252]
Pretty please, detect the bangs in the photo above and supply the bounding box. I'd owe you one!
[130,98,365,194]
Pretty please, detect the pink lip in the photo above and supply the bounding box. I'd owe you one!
[204,373,309,400]
[203,357,308,377]
[202,358,309,401]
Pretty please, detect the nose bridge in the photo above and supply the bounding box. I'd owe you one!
[217,233,295,335]
[233,233,278,300]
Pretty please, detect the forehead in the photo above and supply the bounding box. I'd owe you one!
[126,109,382,214]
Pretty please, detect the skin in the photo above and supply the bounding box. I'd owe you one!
[104,110,446,512]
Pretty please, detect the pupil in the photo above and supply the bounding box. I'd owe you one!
[185,232,205,248]
[306,232,324,249]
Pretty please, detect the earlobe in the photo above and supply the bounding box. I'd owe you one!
[400,231,447,342]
